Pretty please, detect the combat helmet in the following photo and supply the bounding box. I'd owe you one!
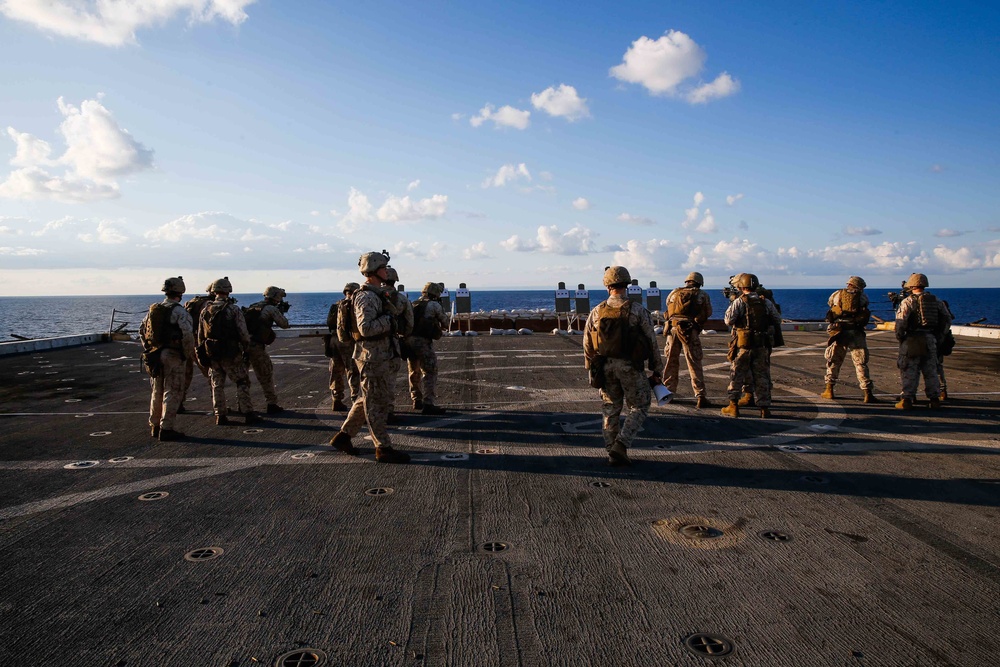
[905,273,929,288]
[847,276,867,289]
[422,281,443,299]
[685,272,704,286]
[210,277,233,294]
[161,276,186,294]
[732,273,760,290]
[603,266,631,288]
[343,282,360,296]
[358,250,390,275]
[383,267,399,283]
[263,286,286,300]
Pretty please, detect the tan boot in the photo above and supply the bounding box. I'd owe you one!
[329,431,359,455]
[863,388,878,404]
[696,396,711,409]
[375,446,411,464]
[759,407,771,418]
[607,440,631,466]
[737,392,755,407]
[895,397,913,410]
[721,401,740,418]
[939,390,948,401]
[821,383,835,399]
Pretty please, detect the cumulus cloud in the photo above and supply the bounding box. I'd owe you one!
[530,84,590,121]
[726,193,744,206]
[462,242,491,260]
[0,0,256,46]
[572,197,591,210]
[78,220,128,244]
[500,225,597,256]
[335,188,448,231]
[681,191,716,233]
[469,104,531,130]
[844,226,882,236]
[407,179,420,191]
[934,228,964,238]
[617,213,656,226]
[482,163,531,188]
[0,96,153,203]
[610,30,739,104]
[0,246,46,256]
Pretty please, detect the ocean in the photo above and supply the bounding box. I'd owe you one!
[1,288,997,342]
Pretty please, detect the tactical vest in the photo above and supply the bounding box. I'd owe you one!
[591,302,632,360]
[913,293,940,330]
[243,301,276,345]
[667,287,701,320]
[412,300,442,340]
[142,302,182,351]
[829,289,869,327]
[200,300,241,359]
[742,294,770,333]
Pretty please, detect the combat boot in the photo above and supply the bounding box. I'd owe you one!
[159,429,185,442]
[216,414,230,426]
[244,411,263,425]
[696,396,711,409]
[863,388,879,403]
[737,392,755,407]
[265,403,284,414]
[150,425,160,438]
[759,407,771,418]
[332,399,349,412]
[412,399,424,410]
[821,383,835,399]
[607,440,631,467]
[895,397,913,410]
[721,401,740,418]
[329,431,359,455]
[939,389,948,401]
[422,404,447,416]
[928,398,941,409]
[375,446,411,464]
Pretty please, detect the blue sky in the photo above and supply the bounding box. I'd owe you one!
[1,0,998,295]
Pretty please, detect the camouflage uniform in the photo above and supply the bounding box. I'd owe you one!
[408,299,449,407]
[385,286,414,417]
[339,285,400,448]
[246,301,289,406]
[724,294,782,407]
[326,301,360,406]
[584,294,664,455]
[142,299,195,432]
[824,288,873,391]
[199,296,254,416]
[179,294,212,406]
[895,292,952,401]
[662,285,712,398]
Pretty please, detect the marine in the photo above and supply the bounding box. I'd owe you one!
[583,266,664,466]
[196,277,261,425]
[325,283,361,411]
[244,286,291,413]
[893,273,952,409]
[661,271,713,408]
[822,276,878,403]
[407,282,450,416]
[328,251,410,463]
[382,266,414,422]
[722,273,782,418]
[178,285,214,411]
[139,276,196,441]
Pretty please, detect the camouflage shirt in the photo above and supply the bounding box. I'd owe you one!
[199,296,251,349]
[583,294,664,375]
[353,284,399,363]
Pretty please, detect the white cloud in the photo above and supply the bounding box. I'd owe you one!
[338,187,374,232]
[610,30,739,104]
[77,220,128,244]
[618,213,656,226]
[407,179,420,191]
[462,242,491,260]
[377,194,448,222]
[32,216,76,236]
[681,191,715,233]
[469,104,531,130]
[726,193,744,206]
[145,212,234,242]
[482,163,531,188]
[695,209,717,233]
[844,226,883,236]
[501,225,597,255]
[0,0,256,46]
[572,197,591,210]
[1,97,153,202]
[0,246,46,256]
[309,210,320,217]
[530,84,590,121]
[934,229,964,238]
[451,113,464,121]
[931,164,945,173]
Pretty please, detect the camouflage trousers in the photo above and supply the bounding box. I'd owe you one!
[663,325,706,397]
[937,356,947,394]
[208,355,253,416]
[149,349,186,430]
[328,343,360,404]
[248,342,278,405]
[898,334,940,400]
[824,329,872,390]
[728,347,773,406]
[600,358,652,450]
[341,358,394,448]
[407,337,439,405]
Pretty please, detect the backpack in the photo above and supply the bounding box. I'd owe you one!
[915,293,941,330]
[200,300,241,359]
[336,297,357,344]
[243,301,276,345]
[141,302,181,351]
[184,295,212,324]
[412,300,443,340]
[589,301,651,368]
[667,287,701,320]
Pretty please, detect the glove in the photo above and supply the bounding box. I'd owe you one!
[278,302,291,313]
